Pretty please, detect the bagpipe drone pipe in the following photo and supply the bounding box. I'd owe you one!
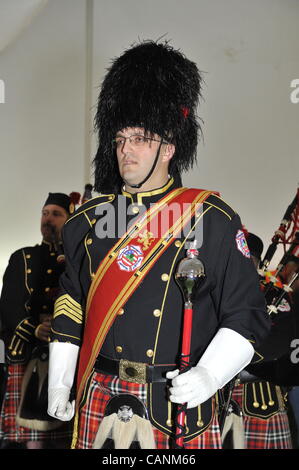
[245,188,299,386]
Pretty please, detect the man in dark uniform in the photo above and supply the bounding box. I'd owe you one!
[222,233,293,449]
[0,193,76,449]
[47,41,270,449]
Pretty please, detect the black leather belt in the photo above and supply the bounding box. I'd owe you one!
[94,355,176,384]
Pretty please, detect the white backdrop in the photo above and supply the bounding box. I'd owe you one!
[0,0,298,286]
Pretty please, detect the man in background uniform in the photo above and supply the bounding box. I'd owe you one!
[47,41,270,449]
[222,233,292,449]
[0,193,76,449]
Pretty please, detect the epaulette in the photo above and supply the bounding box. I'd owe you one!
[9,246,39,262]
[65,194,115,225]
[203,193,236,221]
[62,194,115,259]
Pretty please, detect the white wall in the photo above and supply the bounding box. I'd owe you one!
[0,0,87,285]
[0,0,298,287]
[92,0,299,267]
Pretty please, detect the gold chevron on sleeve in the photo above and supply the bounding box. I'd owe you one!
[54,294,84,324]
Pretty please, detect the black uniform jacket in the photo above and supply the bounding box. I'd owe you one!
[0,241,65,364]
[51,178,270,441]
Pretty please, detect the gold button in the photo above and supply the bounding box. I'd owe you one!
[87,238,93,245]
[50,252,56,256]
[132,206,140,214]
[175,240,182,248]
[146,349,154,358]
[26,254,31,259]
[26,269,32,274]
[30,288,34,293]
[116,346,123,353]
[45,287,50,292]
[118,308,124,315]
[161,273,169,282]
[153,309,161,317]
[91,272,95,279]
[47,269,53,274]
[42,305,48,310]
[91,219,96,225]
[27,307,31,311]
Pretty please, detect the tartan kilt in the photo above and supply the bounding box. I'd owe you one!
[75,372,222,449]
[231,384,292,449]
[0,364,72,442]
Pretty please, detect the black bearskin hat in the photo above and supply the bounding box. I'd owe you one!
[93,40,203,194]
[43,192,80,215]
[246,233,264,260]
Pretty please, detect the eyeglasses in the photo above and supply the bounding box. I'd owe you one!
[112,134,163,149]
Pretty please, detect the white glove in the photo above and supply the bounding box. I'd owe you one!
[48,342,79,421]
[167,328,254,409]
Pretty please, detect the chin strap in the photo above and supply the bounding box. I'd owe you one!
[124,140,164,189]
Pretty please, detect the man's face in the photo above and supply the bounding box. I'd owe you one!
[115,127,173,187]
[40,204,68,242]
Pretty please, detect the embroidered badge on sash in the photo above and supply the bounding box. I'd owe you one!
[117,245,144,272]
[235,230,250,258]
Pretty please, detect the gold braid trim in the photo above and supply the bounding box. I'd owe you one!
[54,294,84,324]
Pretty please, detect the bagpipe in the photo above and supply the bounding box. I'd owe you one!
[245,186,299,387]
[259,187,299,291]
[259,186,299,313]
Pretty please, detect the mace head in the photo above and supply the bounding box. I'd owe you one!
[175,245,206,303]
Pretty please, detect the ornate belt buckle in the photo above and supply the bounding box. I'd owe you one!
[119,359,147,384]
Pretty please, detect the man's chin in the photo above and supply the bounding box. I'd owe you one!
[42,235,53,243]
[41,227,60,242]
[122,175,140,188]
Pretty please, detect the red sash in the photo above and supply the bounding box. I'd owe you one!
[76,187,214,407]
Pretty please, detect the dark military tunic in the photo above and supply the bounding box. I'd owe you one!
[0,241,64,361]
[0,241,68,442]
[52,178,270,444]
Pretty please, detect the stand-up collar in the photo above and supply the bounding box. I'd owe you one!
[42,239,63,252]
[121,177,179,205]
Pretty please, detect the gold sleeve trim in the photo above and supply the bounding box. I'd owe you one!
[54,294,84,324]
[55,295,82,313]
[50,328,81,341]
[54,308,82,324]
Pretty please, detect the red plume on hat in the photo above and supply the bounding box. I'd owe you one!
[69,192,81,205]
[68,192,81,215]
[242,225,249,239]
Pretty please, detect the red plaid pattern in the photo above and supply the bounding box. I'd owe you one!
[76,372,222,449]
[0,364,72,442]
[231,384,292,449]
